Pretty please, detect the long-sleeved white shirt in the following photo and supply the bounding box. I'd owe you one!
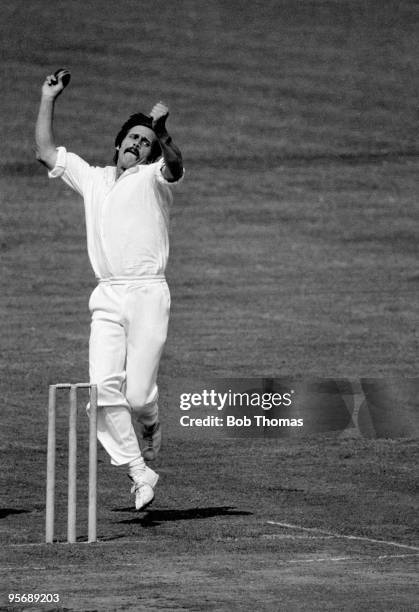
[49,147,183,279]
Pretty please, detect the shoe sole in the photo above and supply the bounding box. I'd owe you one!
[133,471,159,511]
[137,494,154,512]
[135,483,155,511]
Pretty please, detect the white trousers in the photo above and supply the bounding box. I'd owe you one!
[88,278,170,466]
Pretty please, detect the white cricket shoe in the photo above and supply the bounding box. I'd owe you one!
[128,464,159,511]
[132,483,155,511]
[140,421,162,461]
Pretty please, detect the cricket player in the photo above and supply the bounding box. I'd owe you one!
[35,69,184,511]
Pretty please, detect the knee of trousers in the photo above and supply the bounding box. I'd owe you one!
[94,375,130,409]
[127,386,158,417]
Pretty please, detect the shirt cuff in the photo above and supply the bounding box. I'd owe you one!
[48,146,67,178]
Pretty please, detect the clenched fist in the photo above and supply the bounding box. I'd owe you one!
[149,101,169,135]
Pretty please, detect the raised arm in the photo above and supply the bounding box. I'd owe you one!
[35,69,70,170]
[150,102,183,182]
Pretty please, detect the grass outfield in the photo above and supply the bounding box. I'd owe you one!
[1,1,419,610]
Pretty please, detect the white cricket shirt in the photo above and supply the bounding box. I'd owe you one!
[49,147,183,279]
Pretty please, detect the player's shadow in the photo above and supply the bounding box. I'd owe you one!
[0,508,30,519]
[114,505,253,527]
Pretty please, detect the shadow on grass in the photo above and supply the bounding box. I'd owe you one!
[114,506,253,527]
[0,508,30,519]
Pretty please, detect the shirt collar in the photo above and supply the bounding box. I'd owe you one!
[106,164,147,185]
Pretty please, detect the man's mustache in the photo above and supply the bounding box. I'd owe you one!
[125,147,139,157]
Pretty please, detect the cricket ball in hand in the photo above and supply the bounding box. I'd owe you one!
[54,68,71,88]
